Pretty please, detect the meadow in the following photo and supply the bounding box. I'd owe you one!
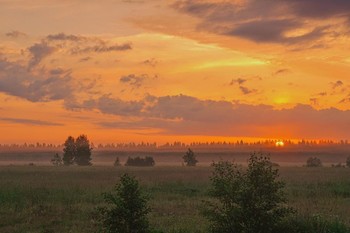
[1,165,350,233]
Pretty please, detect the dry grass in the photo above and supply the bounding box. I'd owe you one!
[0,165,350,232]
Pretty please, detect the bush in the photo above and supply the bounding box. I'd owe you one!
[51,153,63,166]
[125,156,155,167]
[203,152,291,233]
[113,157,121,167]
[183,148,198,166]
[306,157,322,167]
[97,173,151,233]
[277,214,350,233]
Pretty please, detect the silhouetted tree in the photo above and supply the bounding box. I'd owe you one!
[63,136,76,165]
[75,134,92,166]
[183,148,198,166]
[346,156,350,168]
[114,157,121,167]
[97,173,151,233]
[204,152,291,233]
[306,157,322,167]
[51,153,63,166]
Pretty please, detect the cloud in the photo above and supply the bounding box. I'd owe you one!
[0,59,74,102]
[309,98,319,106]
[274,69,290,76]
[76,93,350,138]
[142,58,158,67]
[46,33,85,42]
[172,0,346,44]
[79,56,92,62]
[0,117,63,126]
[279,0,350,19]
[70,43,132,54]
[239,86,257,95]
[5,30,27,38]
[331,80,344,89]
[28,42,56,68]
[119,74,149,89]
[229,78,247,85]
[317,92,327,96]
[67,95,144,116]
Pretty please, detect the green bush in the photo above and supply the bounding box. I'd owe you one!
[96,173,151,233]
[277,214,350,233]
[203,152,291,233]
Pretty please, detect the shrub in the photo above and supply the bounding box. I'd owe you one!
[203,152,291,233]
[51,153,63,166]
[277,214,350,233]
[125,156,155,167]
[183,148,198,166]
[306,157,322,167]
[113,157,121,167]
[97,173,151,233]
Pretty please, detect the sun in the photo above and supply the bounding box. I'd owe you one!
[275,140,285,147]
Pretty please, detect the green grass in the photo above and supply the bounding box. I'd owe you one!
[0,166,350,232]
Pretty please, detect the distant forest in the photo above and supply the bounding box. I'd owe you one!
[0,139,349,152]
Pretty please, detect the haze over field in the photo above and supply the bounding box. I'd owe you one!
[1,0,350,144]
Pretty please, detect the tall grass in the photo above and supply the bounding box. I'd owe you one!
[0,166,350,232]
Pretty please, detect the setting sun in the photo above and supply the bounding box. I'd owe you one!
[275,141,285,147]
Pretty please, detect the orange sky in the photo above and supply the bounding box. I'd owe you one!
[0,0,350,144]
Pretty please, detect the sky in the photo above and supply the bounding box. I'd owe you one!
[0,0,350,144]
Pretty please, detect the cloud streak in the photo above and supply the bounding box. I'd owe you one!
[0,117,63,126]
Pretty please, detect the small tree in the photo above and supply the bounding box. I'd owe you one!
[97,173,151,233]
[204,152,291,233]
[306,157,322,167]
[75,134,92,166]
[63,136,75,165]
[51,153,63,166]
[183,148,198,166]
[114,157,121,167]
[346,156,350,168]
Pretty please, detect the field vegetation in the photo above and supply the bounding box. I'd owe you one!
[1,164,350,232]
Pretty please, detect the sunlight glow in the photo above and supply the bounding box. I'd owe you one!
[275,141,285,147]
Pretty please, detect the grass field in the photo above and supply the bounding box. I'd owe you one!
[1,165,350,233]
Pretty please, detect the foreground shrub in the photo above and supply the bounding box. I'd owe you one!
[125,156,155,167]
[306,157,322,167]
[97,174,151,233]
[277,214,350,233]
[204,152,291,233]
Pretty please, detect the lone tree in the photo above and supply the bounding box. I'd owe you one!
[114,157,121,167]
[306,157,322,167]
[62,135,92,166]
[97,173,151,233]
[183,148,198,166]
[75,134,92,166]
[63,136,76,165]
[204,152,291,233]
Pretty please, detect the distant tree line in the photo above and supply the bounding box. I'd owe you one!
[125,156,155,167]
